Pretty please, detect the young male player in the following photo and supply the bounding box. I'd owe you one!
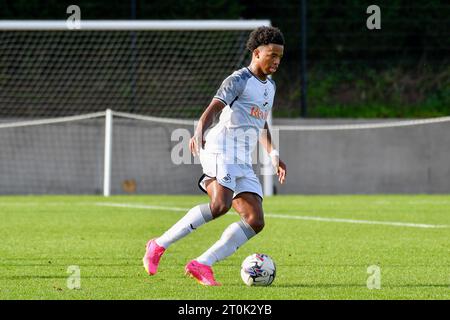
[143,26,287,286]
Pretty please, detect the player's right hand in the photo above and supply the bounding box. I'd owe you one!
[189,133,204,157]
[277,159,287,184]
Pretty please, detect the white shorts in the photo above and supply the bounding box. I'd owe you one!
[198,150,263,200]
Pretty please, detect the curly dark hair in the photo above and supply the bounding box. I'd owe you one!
[246,26,285,52]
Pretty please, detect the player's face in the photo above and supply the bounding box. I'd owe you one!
[255,44,284,75]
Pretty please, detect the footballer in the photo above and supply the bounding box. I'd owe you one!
[143,26,287,286]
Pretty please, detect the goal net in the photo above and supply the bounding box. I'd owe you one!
[0,20,271,195]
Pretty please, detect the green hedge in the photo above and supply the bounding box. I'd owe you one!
[273,64,450,118]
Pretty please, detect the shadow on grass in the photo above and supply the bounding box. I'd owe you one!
[226,283,450,289]
[247,283,366,289]
[0,275,139,280]
[0,257,140,267]
[0,263,138,267]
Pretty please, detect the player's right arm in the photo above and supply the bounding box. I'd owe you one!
[189,98,226,156]
[190,72,244,156]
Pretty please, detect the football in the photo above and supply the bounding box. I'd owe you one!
[240,253,276,286]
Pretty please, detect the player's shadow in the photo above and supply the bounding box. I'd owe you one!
[0,275,136,280]
[254,283,449,289]
[389,284,449,288]
[265,283,366,288]
[0,263,137,267]
[0,257,134,259]
[225,282,365,289]
[0,257,141,267]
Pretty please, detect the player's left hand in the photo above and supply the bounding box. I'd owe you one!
[277,159,287,184]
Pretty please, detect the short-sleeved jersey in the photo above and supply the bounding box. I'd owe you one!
[203,67,276,164]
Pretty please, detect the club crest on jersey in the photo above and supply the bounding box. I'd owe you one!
[264,88,269,98]
[250,106,269,120]
[220,173,232,184]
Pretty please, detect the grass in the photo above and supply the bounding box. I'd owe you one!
[0,195,449,300]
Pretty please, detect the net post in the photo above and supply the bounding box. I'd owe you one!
[103,109,113,197]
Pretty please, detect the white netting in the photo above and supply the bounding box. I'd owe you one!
[0,21,269,119]
[0,20,269,195]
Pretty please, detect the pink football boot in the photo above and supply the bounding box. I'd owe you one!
[143,239,166,275]
[185,260,221,286]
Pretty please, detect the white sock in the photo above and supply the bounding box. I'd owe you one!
[155,204,213,249]
[196,220,256,266]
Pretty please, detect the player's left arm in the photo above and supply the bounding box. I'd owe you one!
[259,121,287,184]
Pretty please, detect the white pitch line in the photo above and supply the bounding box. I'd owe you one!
[95,202,188,212]
[95,202,448,229]
[263,214,448,229]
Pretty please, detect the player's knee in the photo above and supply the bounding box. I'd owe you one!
[210,200,232,217]
[247,217,265,234]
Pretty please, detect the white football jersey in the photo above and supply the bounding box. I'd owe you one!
[203,67,276,164]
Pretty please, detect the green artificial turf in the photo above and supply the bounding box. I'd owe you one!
[0,195,449,300]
